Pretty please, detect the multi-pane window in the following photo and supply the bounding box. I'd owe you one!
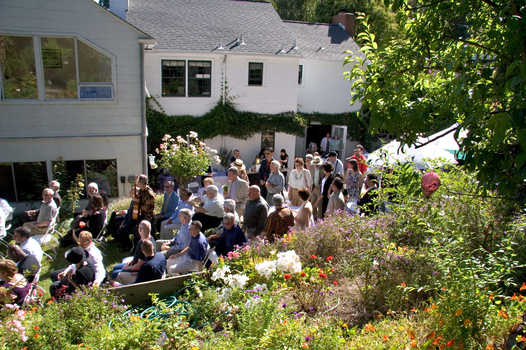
[0,34,113,101]
[298,64,303,85]
[188,61,211,97]
[162,60,185,97]
[0,36,38,99]
[248,62,263,86]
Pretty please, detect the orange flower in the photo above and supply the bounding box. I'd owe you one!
[432,335,443,345]
[463,319,472,327]
[520,283,526,291]
[486,345,495,350]
[410,308,418,313]
[446,339,455,347]
[302,343,309,349]
[426,330,436,340]
[311,255,317,259]
[318,272,327,279]
[400,282,407,287]
[511,293,519,301]
[300,272,306,277]
[325,256,333,262]
[498,308,509,319]
[283,273,292,279]
[489,294,494,301]
[47,299,53,305]
[455,309,463,316]
[407,329,416,340]
[519,336,526,342]
[33,325,40,331]
[411,340,418,348]
[383,335,389,342]
[364,323,376,333]
[34,333,39,339]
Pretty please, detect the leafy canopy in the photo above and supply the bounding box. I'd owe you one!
[346,0,526,199]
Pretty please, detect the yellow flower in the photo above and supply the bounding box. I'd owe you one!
[455,309,463,316]
[191,347,200,350]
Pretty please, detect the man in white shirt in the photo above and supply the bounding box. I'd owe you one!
[320,132,331,155]
[226,167,249,218]
[23,188,58,235]
[13,226,43,264]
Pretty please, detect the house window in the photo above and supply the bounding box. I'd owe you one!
[261,132,275,151]
[298,64,303,85]
[248,62,263,86]
[0,163,16,202]
[14,162,48,202]
[188,61,211,97]
[0,35,38,99]
[161,60,185,97]
[0,34,114,101]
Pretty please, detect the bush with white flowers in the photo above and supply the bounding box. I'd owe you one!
[255,250,302,279]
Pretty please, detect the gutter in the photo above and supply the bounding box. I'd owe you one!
[0,133,142,140]
[140,43,148,175]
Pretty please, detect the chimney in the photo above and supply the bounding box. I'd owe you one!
[108,0,129,19]
[331,11,355,37]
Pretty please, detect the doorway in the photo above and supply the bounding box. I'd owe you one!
[305,124,332,154]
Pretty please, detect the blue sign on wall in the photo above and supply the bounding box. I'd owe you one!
[79,85,113,99]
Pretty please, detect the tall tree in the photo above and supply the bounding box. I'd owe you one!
[347,1,526,199]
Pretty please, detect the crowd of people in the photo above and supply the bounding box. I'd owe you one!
[0,141,382,306]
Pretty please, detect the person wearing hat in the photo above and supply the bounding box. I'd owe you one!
[264,194,294,242]
[231,158,249,182]
[50,246,95,299]
[308,156,324,219]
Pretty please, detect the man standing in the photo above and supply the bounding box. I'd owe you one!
[23,188,58,235]
[327,152,344,177]
[243,185,269,238]
[348,144,368,174]
[152,180,179,234]
[320,132,331,155]
[319,163,335,217]
[264,194,294,242]
[258,148,274,199]
[326,178,345,217]
[226,167,249,218]
[230,149,241,163]
[358,174,379,216]
[308,156,324,219]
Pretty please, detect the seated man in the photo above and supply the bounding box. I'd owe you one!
[52,231,105,287]
[208,213,247,257]
[112,220,156,285]
[243,185,269,239]
[166,221,208,276]
[160,188,194,239]
[135,240,166,284]
[23,188,58,235]
[7,244,41,283]
[192,185,224,231]
[160,209,192,257]
[264,194,294,242]
[152,180,179,235]
[13,227,43,264]
[50,247,95,299]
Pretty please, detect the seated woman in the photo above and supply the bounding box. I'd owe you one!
[0,259,31,306]
[49,247,95,299]
[60,195,105,247]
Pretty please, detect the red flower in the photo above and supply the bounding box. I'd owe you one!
[33,326,40,331]
[34,333,40,339]
[319,273,327,279]
[300,272,306,277]
[79,221,86,228]
[311,255,317,259]
[446,339,455,347]
[333,281,338,286]
[325,256,333,262]
[283,274,292,279]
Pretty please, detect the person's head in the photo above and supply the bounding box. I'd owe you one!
[65,247,87,266]
[349,159,359,172]
[328,151,337,161]
[7,244,26,262]
[179,188,191,201]
[141,239,155,257]
[189,221,202,237]
[223,212,236,230]
[294,157,304,170]
[365,174,378,188]
[248,185,261,200]
[264,148,273,161]
[206,185,218,199]
[87,182,99,197]
[49,180,60,193]
[227,167,239,181]
[90,194,104,211]
[354,144,364,156]
[272,194,285,208]
[138,220,151,239]
[280,149,287,156]
[298,189,310,202]
[137,174,148,189]
[331,178,344,192]
[305,154,313,165]
[13,227,31,243]
[178,208,193,225]
[78,231,93,249]
[233,149,240,159]
[203,177,214,188]
[224,199,236,213]
[421,171,441,197]
[270,160,280,173]
[42,188,54,203]
[326,132,331,138]
[0,259,18,281]
[164,180,174,194]
[312,156,323,167]
[322,163,334,175]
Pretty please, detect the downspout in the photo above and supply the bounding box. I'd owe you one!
[140,43,148,175]
[222,54,227,149]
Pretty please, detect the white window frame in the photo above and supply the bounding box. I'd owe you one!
[0,31,116,103]
[160,58,213,98]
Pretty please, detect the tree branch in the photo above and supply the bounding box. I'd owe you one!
[480,0,500,10]
[446,35,506,59]
[414,125,459,148]
[405,0,448,11]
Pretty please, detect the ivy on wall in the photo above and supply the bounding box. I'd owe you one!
[146,98,376,153]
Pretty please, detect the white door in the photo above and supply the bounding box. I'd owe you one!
[331,125,347,159]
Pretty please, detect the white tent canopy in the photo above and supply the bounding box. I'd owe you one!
[367,124,463,170]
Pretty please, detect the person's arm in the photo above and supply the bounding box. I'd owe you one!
[172,246,190,258]
[92,249,106,286]
[127,259,145,271]
[256,205,268,235]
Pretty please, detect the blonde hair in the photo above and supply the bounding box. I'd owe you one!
[0,259,18,279]
[78,231,93,242]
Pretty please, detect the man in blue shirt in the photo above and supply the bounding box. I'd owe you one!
[160,208,192,256]
[152,181,179,235]
[135,240,166,283]
[208,213,247,257]
[166,221,208,276]
[160,188,194,239]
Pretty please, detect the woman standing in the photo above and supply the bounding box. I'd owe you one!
[345,159,364,203]
[265,160,285,204]
[288,158,311,207]
[279,149,289,183]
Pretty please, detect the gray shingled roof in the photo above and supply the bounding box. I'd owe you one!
[283,20,363,61]
[127,0,297,55]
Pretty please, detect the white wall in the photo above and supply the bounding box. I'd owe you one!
[144,51,299,116]
[298,58,361,114]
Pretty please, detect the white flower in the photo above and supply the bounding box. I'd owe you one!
[189,144,196,153]
[276,250,302,274]
[211,265,231,282]
[171,144,179,151]
[162,134,171,142]
[255,260,277,279]
[252,283,268,293]
[189,131,198,139]
[176,136,187,145]
[218,287,232,299]
[226,273,249,289]
[213,155,220,164]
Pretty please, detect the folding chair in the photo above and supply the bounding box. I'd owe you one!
[33,208,60,259]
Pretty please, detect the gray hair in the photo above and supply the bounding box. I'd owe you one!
[139,220,151,233]
[224,199,236,213]
[272,193,284,207]
[49,180,60,189]
[271,160,281,168]
[43,188,54,196]
[179,208,192,219]
[249,185,260,193]
[87,182,99,191]
[223,212,236,223]
[206,185,218,195]
[227,167,239,175]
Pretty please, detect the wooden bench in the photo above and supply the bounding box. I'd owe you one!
[109,271,205,305]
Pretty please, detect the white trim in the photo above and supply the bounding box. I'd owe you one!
[34,36,45,100]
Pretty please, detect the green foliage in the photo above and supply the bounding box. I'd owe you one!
[59,174,84,220]
[346,2,526,200]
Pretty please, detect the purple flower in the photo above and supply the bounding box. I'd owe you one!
[282,303,287,308]
[305,335,312,341]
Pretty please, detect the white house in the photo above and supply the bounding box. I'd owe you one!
[0,0,154,206]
